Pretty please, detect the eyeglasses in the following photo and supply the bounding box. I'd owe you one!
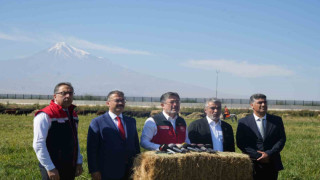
[256,101,267,105]
[110,99,126,103]
[208,106,221,110]
[165,100,180,105]
[55,91,74,96]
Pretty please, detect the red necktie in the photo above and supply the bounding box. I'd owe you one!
[116,116,126,140]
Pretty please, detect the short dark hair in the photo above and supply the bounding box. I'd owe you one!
[250,93,267,104]
[54,82,74,94]
[107,90,125,100]
[160,92,180,103]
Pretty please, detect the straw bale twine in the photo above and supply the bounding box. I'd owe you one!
[133,151,252,180]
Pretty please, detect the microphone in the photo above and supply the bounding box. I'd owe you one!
[176,144,190,153]
[166,149,176,154]
[181,143,201,152]
[168,143,185,153]
[204,144,217,153]
[159,144,176,154]
[198,144,217,153]
[190,143,205,152]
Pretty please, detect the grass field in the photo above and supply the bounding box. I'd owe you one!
[0,114,319,179]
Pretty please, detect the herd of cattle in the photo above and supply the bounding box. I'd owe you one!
[0,108,35,115]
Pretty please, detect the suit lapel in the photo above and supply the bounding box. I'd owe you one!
[201,118,213,144]
[221,122,227,148]
[264,114,273,139]
[248,114,263,139]
[123,116,130,140]
[104,112,125,141]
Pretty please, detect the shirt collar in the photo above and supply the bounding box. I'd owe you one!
[206,116,221,126]
[109,111,123,120]
[253,113,266,121]
[162,111,177,121]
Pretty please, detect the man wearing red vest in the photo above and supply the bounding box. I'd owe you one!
[33,82,83,180]
[141,92,190,150]
[223,105,230,119]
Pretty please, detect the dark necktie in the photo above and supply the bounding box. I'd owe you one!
[116,116,126,140]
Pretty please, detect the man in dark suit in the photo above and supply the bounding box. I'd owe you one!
[236,93,286,180]
[188,98,235,152]
[87,90,140,180]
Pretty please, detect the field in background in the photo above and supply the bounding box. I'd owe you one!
[0,114,319,179]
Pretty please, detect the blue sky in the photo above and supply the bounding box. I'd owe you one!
[0,0,319,100]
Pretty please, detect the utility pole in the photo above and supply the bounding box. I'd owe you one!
[216,70,220,98]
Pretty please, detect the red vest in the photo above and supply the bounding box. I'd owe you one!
[151,113,186,144]
[35,100,78,120]
[35,100,79,173]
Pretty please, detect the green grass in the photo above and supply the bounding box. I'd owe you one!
[0,114,319,179]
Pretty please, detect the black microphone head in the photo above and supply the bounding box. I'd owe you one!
[159,144,169,151]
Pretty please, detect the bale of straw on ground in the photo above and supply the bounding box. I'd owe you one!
[184,112,205,119]
[133,151,252,180]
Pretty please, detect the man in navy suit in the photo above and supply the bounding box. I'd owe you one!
[236,93,286,180]
[188,98,235,152]
[87,90,140,180]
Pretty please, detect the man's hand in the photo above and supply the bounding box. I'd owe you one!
[75,164,83,176]
[47,168,60,180]
[91,171,102,180]
[257,150,270,163]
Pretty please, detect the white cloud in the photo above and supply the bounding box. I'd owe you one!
[183,59,294,77]
[0,31,36,42]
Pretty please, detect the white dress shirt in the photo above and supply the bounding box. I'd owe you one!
[253,113,267,139]
[33,111,83,171]
[206,116,224,152]
[108,111,127,138]
[140,111,190,150]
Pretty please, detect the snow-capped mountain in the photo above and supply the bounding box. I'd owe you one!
[0,42,217,97]
[47,42,90,59]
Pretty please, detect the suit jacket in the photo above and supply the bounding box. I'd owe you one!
[236,113,286,171]
[87,112,140,179]
[188,118,235,152]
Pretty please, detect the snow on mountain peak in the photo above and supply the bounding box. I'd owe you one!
[48,42,90,58]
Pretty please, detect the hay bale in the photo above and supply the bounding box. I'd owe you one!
[150,110,162,116]
[185,112,205,119]
[133,151,252,180]
[238,113,251,119]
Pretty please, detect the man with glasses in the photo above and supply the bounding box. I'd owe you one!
[141,92,190,150]
[87,90,140,180]
[236,93,286,180]
[188,98,235,152]
[33,82,83,180]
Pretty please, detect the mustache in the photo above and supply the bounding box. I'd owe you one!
[116,105,124,108]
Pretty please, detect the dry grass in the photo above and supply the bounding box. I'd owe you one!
[133,151,252,180]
